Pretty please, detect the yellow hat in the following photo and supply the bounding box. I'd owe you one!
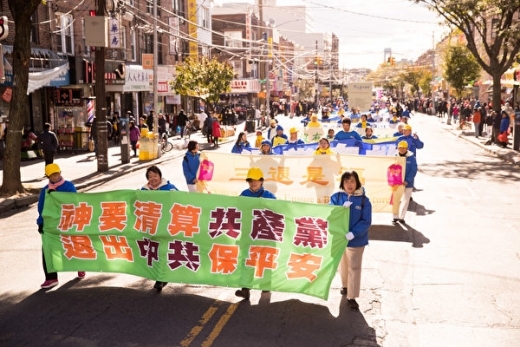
[403,124,412,131]
[246,167,264,181]
[45,163,61,177]
[289,127,298,134]
[270,119,276,124]
[397,140,408,148]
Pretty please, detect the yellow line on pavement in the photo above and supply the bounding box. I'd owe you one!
[179,300,223,347]
[200,303,239,347]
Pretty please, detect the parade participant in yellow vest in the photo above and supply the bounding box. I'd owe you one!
[271,125,288,147]
[254,130,265,148]
[314,138,334,155]
[307,114,322,128]
[356,114,368,129]
[287,127,304,145]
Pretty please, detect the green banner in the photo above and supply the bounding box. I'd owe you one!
[42,190,349,300]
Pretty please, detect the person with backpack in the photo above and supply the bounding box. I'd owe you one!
[329,171,372,310]
[38,123,59,165]
[182,140,200,192]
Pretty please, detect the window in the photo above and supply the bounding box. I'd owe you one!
[147,0,161,15]
[224,31,242,48]
[81,19,90,56]
[200,7,209,29]
[230,60,243,78]
[56,14,74,55]
[131,30,136,61]
[144,34,153,53]
[30,13,39,44]
[172,0,186,22]
[122,27,127,60]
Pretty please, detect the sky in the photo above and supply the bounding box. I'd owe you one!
[218,0,449,70]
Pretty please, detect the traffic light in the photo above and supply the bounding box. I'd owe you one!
[0,16,9,41]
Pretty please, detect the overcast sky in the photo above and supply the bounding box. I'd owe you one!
[218,0,448,70]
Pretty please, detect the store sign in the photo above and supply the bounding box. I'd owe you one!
[229,79,261,94]
[82,60,125,85]
[54,88,83,106]
[124,66,152,92]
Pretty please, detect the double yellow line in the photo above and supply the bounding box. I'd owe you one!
[178,299,240,347]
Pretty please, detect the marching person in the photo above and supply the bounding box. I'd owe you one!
[259,140,273,155]
[231,132,251,154]
[314,138,334,155]
[397,124,424,158]
[329,171,372,310]
[37,163,84,289]
[334,118,362,141]
[362,126,378,140]
[287,127,304,145]
[182,140,201,192]
[235,167,276,300]
[140,165,179,292]
[392,141,418,225]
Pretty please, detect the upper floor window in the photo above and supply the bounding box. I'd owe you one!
[172,0,186,21]
[56,13,74,55]
[147,0,161,15]
[130,30,136,61]
[200,6,210,29]
[224,31,242,48]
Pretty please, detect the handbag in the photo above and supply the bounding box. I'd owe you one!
[498,132,508,143]
[88,139,95,152]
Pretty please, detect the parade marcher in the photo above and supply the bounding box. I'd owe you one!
[392,141,418,225]
[182,140,201,193]
[260,140,273,155]
[329,171,372,310]
[362,126,378,140]
[287,127,304,145]
[393,122,405,137]
[355,114,368,129]
[38,163,84,289]
[314,138,334,155]
[266,119,278,141]
[327,128,335,140]
[254,130,265,148]
[37,123,59,165]
[231,132,251,154]
[334,118,362,141]
[271,125,288,147]
[128,120,140,157]
[235,167,276,300]
[140,165,178,291]
[307,114,322,128]
[397,124,424,158]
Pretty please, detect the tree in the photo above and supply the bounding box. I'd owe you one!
[0,0,42,196]
[419,69,433,96]
[171,57,234,110]
[411,0,520,112]
[443,45,481,97]
[401,68,432,97]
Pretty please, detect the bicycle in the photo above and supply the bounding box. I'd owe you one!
[160,132,173,153]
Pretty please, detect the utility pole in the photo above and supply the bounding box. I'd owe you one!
[259,0,270,116]
[95,0,108,171]
[153,0,160,157]
[314,40,318,108]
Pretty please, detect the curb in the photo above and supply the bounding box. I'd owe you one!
[0,133,238,214]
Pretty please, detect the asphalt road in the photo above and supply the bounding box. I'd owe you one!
[1,113,520,347]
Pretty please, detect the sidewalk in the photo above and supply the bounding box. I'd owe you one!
[437,116,520,165]
[0,126,240,213]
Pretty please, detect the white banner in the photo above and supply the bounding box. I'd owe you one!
[196,152,405,213]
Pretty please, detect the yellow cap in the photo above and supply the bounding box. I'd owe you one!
[270,119,276,124]
[403,124,412,131]
[45,163,61,177]
[246,167,264,181]
[289,127,298,134]
[397,140,408,148]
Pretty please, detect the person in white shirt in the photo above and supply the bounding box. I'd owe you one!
[197,109,208,130]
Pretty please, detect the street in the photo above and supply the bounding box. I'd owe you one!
[1,113,520,347]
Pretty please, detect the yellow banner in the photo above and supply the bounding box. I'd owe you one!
[196,152,406,213]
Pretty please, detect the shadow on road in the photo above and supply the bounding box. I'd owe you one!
[370,223,430,248]
[419,159,520,181]
[0,277,380,347]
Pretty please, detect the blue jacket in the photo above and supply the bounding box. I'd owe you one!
[397,134,424,156]
[334,130,362,141]
[231,141,251,154]
[37,180,77,226]
[182,151,200,185]
[141,178,178,191]
[329,188,372,248]
[500,116,510,133]
[240,187,276,199]
[398,151,418,189]
[362,135,378,139]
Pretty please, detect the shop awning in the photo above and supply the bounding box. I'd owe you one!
[27,62,70,94]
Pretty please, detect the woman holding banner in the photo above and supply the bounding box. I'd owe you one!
[235,167,277,300]
[38,163,84,289]
[329,171,372,310]
[314,138,334,155]
[231,132,251,154]
[259,140,274,155]
[141,165,179,292]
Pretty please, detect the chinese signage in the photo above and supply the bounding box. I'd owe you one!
[124,66,152,92]
[230,79,261,94]
[196,152,405,212]
[54,88,83,106]
[42,190,349,300]
[108,17,122,49]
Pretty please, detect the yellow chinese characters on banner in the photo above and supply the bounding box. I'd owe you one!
[196,152,405,213]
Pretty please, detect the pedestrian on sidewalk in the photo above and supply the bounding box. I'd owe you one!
[129,121,140,157]
[182,140,201,193]
[329,171,372,310]
[235,168,276,300]
[211,114,222,148]
[37,123,59,166]
[37,163,85,289]
[473,107,482,138]
[140,165,179,291]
